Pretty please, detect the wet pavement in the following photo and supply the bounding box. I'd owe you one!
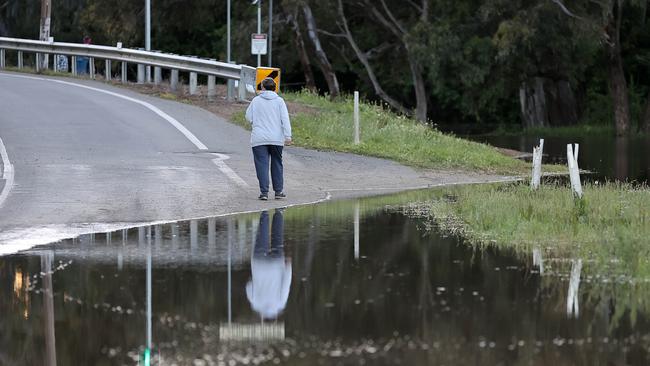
[2,190,650,365]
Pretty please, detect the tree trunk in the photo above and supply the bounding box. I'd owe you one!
[520,77,579,128]
[39,0,52,70]
[609,49,630,136]
[641,93,650,134]
[607,0,630,136]
[301,3,340,99]
[287,11,317,92]
[519,77,549,128]
[407,51,427,122]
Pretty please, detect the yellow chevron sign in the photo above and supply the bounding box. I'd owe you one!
[255,67,281,92]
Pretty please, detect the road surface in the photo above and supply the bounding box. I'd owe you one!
[0,71,515,253]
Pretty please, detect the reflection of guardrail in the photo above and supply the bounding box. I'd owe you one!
[0,37,256,100]
[219,323,285,341]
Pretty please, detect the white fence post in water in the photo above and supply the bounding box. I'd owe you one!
[530,138,544,190]
[354,91,360,145]
[567,259,582,318]
[566,143,583,198]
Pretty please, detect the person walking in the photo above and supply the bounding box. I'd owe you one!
[245,78,292,200]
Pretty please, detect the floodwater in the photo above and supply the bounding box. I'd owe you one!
[469,135,650,184]
[2,192,650,366]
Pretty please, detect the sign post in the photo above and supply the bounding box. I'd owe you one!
[251,33,268,68]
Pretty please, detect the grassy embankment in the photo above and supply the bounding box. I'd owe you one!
[410,182,649,251]
[232,91,539,175]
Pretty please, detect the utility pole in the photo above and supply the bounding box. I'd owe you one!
[268,0,272,67]
[145,0,151,82]
[39,0,52,69]
[257,0,261,67]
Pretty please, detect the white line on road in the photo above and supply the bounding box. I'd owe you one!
[212,153,249,187]
[0,73,249,187]
[0,137,15,208]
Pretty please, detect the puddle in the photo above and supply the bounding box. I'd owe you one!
[2,190,650,365]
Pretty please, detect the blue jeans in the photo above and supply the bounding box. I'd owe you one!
[252,145,284,194]
[254,210,284,258]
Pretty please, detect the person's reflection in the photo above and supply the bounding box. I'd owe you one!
[246,209,292,319]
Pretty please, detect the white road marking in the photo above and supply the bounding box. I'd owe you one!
[0,137,14,208]
[0,73,249,186]
[212,153,249,187]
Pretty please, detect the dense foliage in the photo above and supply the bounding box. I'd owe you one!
[2,0,650,133]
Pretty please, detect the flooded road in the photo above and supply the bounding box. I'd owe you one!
[2,191,650,365]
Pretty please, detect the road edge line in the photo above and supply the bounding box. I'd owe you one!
[0,137,15,208]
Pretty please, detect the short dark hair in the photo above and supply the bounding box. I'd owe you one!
[262,77,276,91]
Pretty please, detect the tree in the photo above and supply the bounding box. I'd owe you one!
[334,0,429,121]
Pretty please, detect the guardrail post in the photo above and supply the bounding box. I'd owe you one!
[189,72,198,95]
[137,64,145,84]
[0,49,5,69]
[105,60,112,81]
[170,69,179,91]
[121,62,127,83]
[208,75,216,100]
[17,51,23,69]
[89,57,95,79]
[71,56,77,75]
[154,67,161,85]
[35,53,41,73]
[238,78,246,101]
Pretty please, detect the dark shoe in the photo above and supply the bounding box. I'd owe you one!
[259,193,268,200]
[274,192,286,199]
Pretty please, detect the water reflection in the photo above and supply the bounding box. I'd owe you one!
[247,210,291,320]
[2,193,650,365]
[469,135,649,183]
[567,259,582,319]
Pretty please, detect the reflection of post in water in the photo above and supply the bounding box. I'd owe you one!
[532,247,544,275]
[144,226,153,365]
[246,210,292,320]
[354,201,360,260]
[567,259,582,318]
[615,136,628,181]
[41,252,56,366]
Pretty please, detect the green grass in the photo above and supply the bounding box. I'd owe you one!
[233,91,532,174]
[417,182,649,250]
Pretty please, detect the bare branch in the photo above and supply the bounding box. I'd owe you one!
[363,0,404,39]
[380,0,407,34]
[317,29,347,38]
[336,0,411,116]
[364,42,395,59]
[550,0,584,19]
[406,0,422,12]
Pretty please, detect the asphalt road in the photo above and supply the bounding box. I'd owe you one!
[0,71,515,253]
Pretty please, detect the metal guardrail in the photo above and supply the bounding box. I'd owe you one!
[0,37,257,100]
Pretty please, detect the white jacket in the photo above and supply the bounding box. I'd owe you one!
[245,91,292,147]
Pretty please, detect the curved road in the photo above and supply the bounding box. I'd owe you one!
[0,71,514,253]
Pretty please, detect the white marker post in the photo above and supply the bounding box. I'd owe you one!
[530,138,544,190]
[354,91,360,145]
[567,143,583,198]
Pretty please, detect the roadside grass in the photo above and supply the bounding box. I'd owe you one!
[232,91,534,174]
[413,182,649,250]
